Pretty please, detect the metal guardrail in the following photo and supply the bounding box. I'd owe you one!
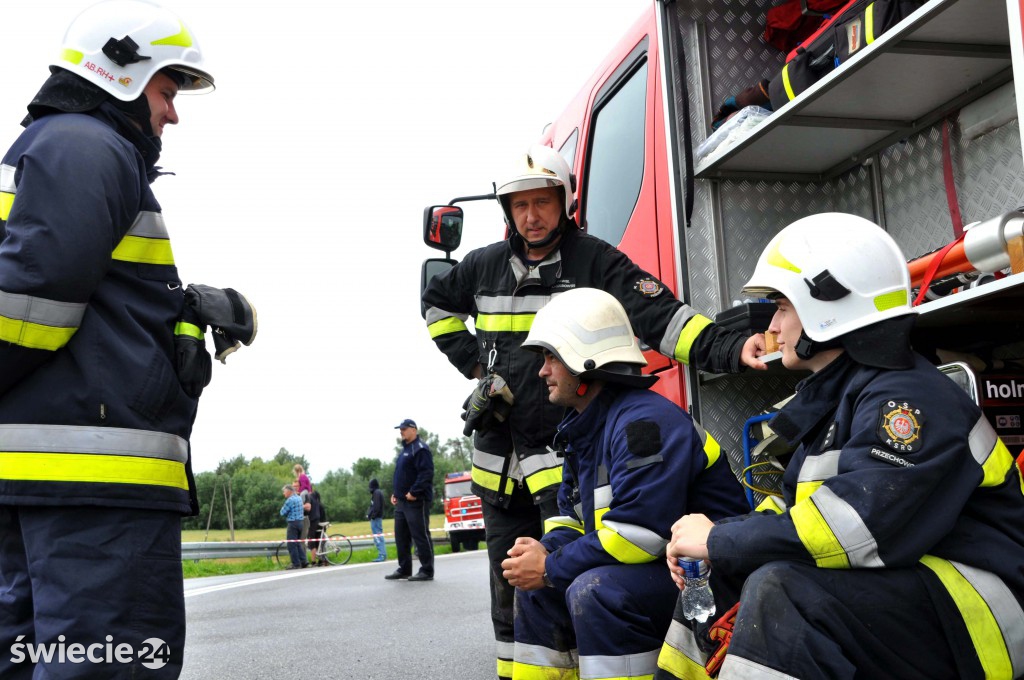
[182,535,448,561]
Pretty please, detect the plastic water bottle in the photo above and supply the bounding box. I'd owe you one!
[678,557,716,623]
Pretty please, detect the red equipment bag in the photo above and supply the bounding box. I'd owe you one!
[764,0,847,53]
[767,0,924,110]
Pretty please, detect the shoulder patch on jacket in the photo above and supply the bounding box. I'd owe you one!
[633,278,664,298]
[625,420,663,458]
[877,400,924,453]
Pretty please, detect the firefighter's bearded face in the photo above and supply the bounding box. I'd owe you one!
[539,351,586,411]
[509,187,563,251]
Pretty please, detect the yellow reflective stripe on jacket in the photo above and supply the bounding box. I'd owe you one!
[597,519,667,564]
[544,515,584,535]
[1,163,15,221]
[920,556,1021,679]
[0,315,76,351]
[428,316,468,339]
[968,416,1016,488]
[791,485,883,568]
[112,211,174,265]
[524,465,562,495]
[865,3,876,44]
[702,431,722,468]
[755,495,786,514]
[0,290,86,351]
[475,313,535,333]
[174,321,204,340]
[790,490,850,568]
[0,424,189,490]
[658,620,706,679]
[471,465,514,495]
[0,452,188,489]
[112,235,175,265]
[672,314,712,365]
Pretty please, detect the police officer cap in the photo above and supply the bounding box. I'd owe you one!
[395,419,417,429]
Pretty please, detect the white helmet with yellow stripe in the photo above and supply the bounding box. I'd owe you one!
[58,0,214,101]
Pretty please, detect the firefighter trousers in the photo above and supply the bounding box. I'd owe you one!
[714,561,977,680]
[483,489,557,679]
[513,560,678,680]
[0,505,185,679]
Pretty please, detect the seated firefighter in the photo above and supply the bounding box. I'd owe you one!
[659,213,1024,680]
[500,288,749,680]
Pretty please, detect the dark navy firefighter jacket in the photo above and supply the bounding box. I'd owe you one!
[0,102,200,514]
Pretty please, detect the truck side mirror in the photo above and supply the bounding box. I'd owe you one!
[423,205,464,252]
[420,257,458,317]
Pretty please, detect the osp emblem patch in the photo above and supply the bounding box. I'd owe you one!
[634,278,664,298]
[877,401,923,453]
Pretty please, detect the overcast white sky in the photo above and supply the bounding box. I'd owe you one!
[2,0,650,479]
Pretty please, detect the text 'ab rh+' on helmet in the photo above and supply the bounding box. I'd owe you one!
[742,213,916,366]
[495,144,577,227]
[522,288,657,388]
[58,0,215,101]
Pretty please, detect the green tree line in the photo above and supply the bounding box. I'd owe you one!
[182,429,473,531]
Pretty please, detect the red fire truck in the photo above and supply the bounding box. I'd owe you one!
[420,0,1024,501]
[443,471,485,552]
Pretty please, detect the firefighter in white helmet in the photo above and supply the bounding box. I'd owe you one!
[0,2,254,677]
[499,288,748,680]
[422,145,766,678]
[659,214,1024,680]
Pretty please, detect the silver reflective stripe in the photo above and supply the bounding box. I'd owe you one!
[546,515,584,531]
[0,424,187,463]
[969,416,998,466]
[692,421,708,446]
[0,289,86,327]
[602,519,668,556]
[797,450,841,483]
[127,211,169,239]
[496,639,515,660]
[658,306,701,357]
[472,448,507,474]
[518,448,563,476]
[663,620,704,665]
[574,501,584,519]
[812,486,884,568]
[594,484,613,510]
[580,649,659,679]
[425,305,468,325]
[954,561,1024,677]
[514,641,577,669]
[720,655,798,679]
[475,294,553,314]
[510,250,563,286]
[1,164,15,193]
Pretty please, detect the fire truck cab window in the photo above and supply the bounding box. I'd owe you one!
[583,61,647,247]
[445,480,473,498]
[559,129,579,170]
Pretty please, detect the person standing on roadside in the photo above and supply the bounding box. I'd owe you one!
[368,478,387,562]
[386,419,435,582]
[279,485,308,570]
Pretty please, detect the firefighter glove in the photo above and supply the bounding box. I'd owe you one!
[173,306,212,398]
[704,601,740,678]
[183,284,258,363]
[461,373,514,436]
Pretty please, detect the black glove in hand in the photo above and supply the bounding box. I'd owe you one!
[174,308,212,398]
[461,374,514,437]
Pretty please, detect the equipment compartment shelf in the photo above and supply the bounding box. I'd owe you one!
[694,0,1012,181]
[913,271,1024,350]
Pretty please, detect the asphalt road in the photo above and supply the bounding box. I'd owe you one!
[181,549,494,679]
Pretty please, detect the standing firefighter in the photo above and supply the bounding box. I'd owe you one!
[422,144,764,678]
[659,214,1024,680]
[0,1,255,677]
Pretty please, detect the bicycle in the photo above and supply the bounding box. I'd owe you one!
[275,522,352,567]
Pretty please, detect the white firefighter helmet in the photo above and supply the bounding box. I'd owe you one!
[57,0,214,101]
[495,144,577,224]
[522,287,655,387]
[742,213,913,343]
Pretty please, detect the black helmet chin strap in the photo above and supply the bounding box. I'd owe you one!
[794,330,842,360]
[525,215,575,252]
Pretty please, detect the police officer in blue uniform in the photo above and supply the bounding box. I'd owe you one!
[501,288,749,680]
[0,3,254,678]
[660,214,1024,680]
[386,419,435,581]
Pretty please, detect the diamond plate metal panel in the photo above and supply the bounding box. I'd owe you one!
[698,372,802,493]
